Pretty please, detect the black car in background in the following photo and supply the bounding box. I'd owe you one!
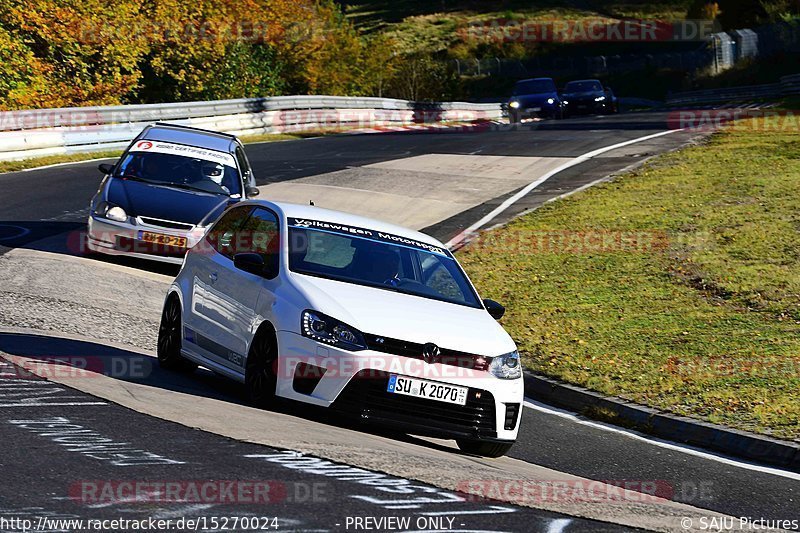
[561,79,618,117]
[507,78,564,122]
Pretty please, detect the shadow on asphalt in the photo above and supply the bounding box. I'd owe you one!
[0,332,459,455]
[0,220,180,277]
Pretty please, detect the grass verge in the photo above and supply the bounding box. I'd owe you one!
[458,121,800,441]
[0,151,124,174]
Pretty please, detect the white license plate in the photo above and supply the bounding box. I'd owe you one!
[531,107,541,112]
[387,375,468,406]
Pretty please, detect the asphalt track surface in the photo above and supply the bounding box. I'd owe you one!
[1,112,799,531]
[0,355,620,533]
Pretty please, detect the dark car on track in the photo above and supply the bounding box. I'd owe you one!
[507,78,564,123]
[87,123,261,264]
[561,79,618,116]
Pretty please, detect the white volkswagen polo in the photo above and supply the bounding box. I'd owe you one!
[159,200,523,457]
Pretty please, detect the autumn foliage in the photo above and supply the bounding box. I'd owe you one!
[0,0,408,109]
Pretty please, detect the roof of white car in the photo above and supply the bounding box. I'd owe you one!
[250,200,447,248]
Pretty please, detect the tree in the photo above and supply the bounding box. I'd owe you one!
[0,0,150,107]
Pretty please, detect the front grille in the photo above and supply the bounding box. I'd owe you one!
[138,217,194,231]
[364,334,490,371]
[504,403,521,430]
[333,370,497,439]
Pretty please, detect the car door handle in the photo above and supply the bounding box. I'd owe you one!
[209,272,218,283]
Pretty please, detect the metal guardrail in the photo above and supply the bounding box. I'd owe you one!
[666,73,800,105]
[0,96,503,162]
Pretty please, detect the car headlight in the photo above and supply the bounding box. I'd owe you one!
[563,100,569,105]
[546,98,555,105]
[105,206,128,222]
[301,310,367,351]
[595,95,606,102]
[95,202,128,222]
[509,101,520,109]
[490,350,521,379]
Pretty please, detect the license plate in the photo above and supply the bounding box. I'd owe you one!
[531,107,541,112]
[578,105,588,109]
[139,231,187,247]
[387,375,468,406]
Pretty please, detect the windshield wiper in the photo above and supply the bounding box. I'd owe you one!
[160,182,222,194]
[117,175,225,195]
[116,175,163,186]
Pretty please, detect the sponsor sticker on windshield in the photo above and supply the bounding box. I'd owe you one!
[289,218,450,257]
[130,140,236,168]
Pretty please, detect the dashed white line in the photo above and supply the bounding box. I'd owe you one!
[546,519,573,533]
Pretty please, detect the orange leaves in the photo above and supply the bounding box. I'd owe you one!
[0,0,400,108]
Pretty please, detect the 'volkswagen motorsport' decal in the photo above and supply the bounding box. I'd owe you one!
[289,218,450,257]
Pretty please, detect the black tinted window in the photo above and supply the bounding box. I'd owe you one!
[239,208,280,274]
[512,79,556,95]
[116,151,241,196]
[206,206,253,257]
[289,227,480,308]
[564,81,603,92]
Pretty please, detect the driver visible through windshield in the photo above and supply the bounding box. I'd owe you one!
[288,220,482,308]
[115,141,241,196]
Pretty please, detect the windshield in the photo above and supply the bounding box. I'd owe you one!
[115,151,241,196]
[564,81,603,93]
[512,79,556,95]
[288,226,482,308]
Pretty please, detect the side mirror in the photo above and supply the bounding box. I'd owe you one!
[246,186,260,198]
[483,299,505,320]
[233,252,278,279]
[98,163,114,175]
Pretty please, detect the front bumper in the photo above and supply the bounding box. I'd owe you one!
[275,331,524,442]
[565,100,610,115]
[87,215,201,265]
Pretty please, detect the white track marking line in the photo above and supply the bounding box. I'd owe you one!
[523,398,800,481]
[0,224,31,241]
[547,519,573,533]
[445,129,680,248]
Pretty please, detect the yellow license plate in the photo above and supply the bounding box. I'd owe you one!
[140,231,187,247]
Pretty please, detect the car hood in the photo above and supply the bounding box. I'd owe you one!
[106,178,232,225]
[510,94,557,106]
[290,273,516,357]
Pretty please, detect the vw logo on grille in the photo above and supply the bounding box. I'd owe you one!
[422,343,440,364]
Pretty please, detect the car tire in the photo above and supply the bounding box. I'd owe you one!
[157,295,197,372]
[456,439,514,458]
[245,326,278,407]
[509,110,521,124]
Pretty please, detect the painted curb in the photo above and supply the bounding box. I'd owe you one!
[523,371,800,472]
